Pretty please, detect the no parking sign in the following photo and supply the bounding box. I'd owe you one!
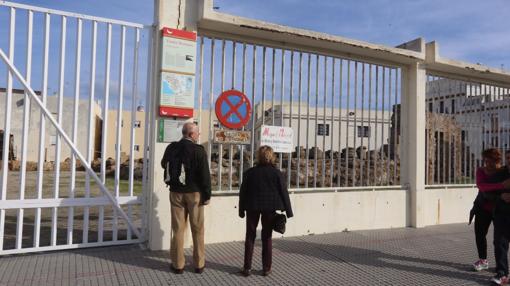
[215,90,252,129]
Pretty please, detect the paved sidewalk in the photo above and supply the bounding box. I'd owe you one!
[0,223,498,285]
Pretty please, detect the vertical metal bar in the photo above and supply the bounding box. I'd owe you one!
[0,7,15,251]
[68,18,82,245]
[344,61,351,187]
[296,53,303,188]
[217,39,225,191]
[393,69,398,184]
[286,51,291,186]
[239,43,247,185]
[51,15,67,247]
[84,20,98,244]
[321,57,327,187]
[434,76,439,184]
[280,50,285,172]
[34,12,50,248]
[367,64,372,185]
[337,59,343,187]
[16,10,33,250]
[197,37,204,144]
[207,38,215,175]
[329,58,335,187]
[99,23,113,243]
[250,45,256,168]
[313,55,319,188]
[360,63,365,185]
[425,76,429,184]
[127,28,141,240]
[228,41,236,191]
[271,48,276,126]
[374,66,379,185]
[305,54,311,188]
[446,77,451,185]
[352,62,358,186]
[381,68,386,185]
[218,40,225,191]
[261,46,267,128]
[386,68,392,185]
[141,26,155,241]
[113,26,127,241]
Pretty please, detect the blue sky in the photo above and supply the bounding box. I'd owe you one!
[214,0,510,69]
[0,0,508,112]
[3,0,509,68]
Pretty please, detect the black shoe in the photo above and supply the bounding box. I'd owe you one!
[195,267,205,274]
[263,269,272,276]
[171,265,184,274]
[240,268,251,277]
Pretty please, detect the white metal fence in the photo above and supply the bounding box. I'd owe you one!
[195,36,403,191]
[425,74,510,186]
[0,1,152,255]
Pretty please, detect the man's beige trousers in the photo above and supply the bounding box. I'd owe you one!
[169,192,205,269]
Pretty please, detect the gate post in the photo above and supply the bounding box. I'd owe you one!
[148,0,201,250]
[400,61,427,227]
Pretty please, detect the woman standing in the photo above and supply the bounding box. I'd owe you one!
[472,148,508,272]
[239,146,293,277]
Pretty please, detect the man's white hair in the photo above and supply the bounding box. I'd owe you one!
[182,122,198,137]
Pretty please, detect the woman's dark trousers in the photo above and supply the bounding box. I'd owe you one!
[475,210,493,260]
[243,211,275,271]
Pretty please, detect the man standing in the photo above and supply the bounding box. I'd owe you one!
[161,122,211,274]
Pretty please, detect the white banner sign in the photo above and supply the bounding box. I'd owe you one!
[260,125,294,153]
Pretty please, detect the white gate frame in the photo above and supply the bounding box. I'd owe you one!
[0,1,153,255]
[0,49,142,253]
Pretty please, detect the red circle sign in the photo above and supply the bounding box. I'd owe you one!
[215,90,252,129]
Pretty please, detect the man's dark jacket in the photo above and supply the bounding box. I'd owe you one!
[239,165,293,218]
[160,138,211,202]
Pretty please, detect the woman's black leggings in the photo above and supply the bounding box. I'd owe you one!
[475,210,493,260]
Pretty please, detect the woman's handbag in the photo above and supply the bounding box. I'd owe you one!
[273,213,287,234]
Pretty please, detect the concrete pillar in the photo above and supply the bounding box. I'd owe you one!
[148,0,200,250]
[400,62,427,227]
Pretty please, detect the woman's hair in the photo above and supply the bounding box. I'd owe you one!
[482,148,502,163]
[257,145,276,166]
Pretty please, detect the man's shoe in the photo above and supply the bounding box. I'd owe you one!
[491,274,509,285]
[240,268,251,277]
[195,267,205,274]
[171,265,184,274]
[262,269,272,276]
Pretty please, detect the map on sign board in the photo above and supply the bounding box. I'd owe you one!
[213,130,251,145]
[160,72,195,109]
[260,125,294,153]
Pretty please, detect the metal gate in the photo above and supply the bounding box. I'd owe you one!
[0,1,153,254]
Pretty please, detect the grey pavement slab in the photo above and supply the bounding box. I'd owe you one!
[0,223,498,285]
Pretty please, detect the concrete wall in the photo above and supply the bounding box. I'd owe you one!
[148,186,478,250]
[149,189,409,249]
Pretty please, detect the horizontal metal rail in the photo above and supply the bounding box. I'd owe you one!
[0,197,141,209]
[0,1,146,28]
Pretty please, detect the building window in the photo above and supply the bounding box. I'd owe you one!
[439,101,444,113]
[357,126,370,138]
[134,145,140,151]
[134,120,141,128]
[451,99,455,114]
[317,124,329,136]
[428,102,433,112]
